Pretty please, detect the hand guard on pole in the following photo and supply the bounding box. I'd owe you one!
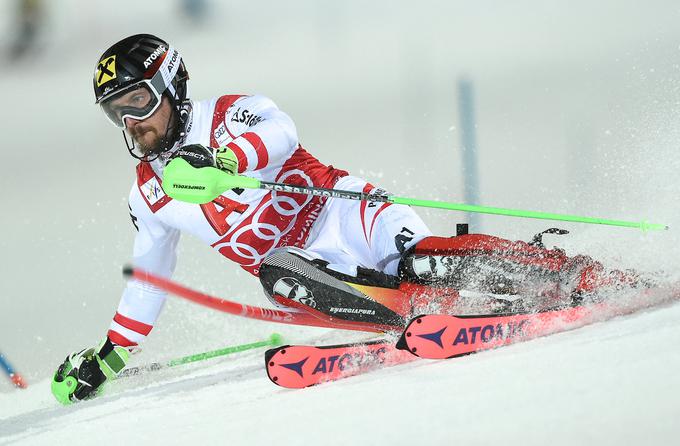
[51,338,130,405]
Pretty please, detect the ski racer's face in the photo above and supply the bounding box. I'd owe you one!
[123,96,174,155]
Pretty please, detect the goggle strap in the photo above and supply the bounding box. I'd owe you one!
[154,46,181,98]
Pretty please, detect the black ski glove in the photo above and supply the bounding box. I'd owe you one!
[173,144,239,175]
[51,338,129,405]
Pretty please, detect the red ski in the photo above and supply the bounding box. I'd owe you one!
[265,339,416,388]
[398,286,680,359]
[397,310,587,359]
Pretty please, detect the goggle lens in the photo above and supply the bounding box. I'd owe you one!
[99,82,161,129]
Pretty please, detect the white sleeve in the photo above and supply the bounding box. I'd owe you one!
[107,186,180,347]
[223,95,299,173]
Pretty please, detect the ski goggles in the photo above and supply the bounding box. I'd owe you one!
[97,46,182,129]
[98,81,163,129]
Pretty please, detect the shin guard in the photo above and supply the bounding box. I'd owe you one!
[259,250,408,328]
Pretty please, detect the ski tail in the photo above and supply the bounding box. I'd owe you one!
[265,339,415,389]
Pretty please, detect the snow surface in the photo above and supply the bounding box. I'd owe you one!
[2,300,679,445]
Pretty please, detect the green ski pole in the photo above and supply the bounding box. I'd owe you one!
[162,158,669,232]
[119,333,283,378]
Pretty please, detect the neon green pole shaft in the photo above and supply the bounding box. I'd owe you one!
[119,334,283,378]
[389,197,668,231]
[167,333,283,367]
[162,158,669,231]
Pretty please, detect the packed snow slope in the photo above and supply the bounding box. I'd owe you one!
[2,300,679,445]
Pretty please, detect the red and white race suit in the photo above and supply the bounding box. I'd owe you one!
[109,95,431,347]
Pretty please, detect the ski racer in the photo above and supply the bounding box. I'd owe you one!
[51,34,640,404]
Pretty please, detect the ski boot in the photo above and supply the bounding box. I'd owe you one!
[397,230,644,313]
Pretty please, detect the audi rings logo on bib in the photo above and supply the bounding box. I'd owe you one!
[212,169,314,270]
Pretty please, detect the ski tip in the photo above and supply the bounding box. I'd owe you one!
[395,334,408,351]
[264,345,293,388]
[396,314,430,355]
[122,265,134,278]
[394,316,409,351]
[264,345,289,364]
